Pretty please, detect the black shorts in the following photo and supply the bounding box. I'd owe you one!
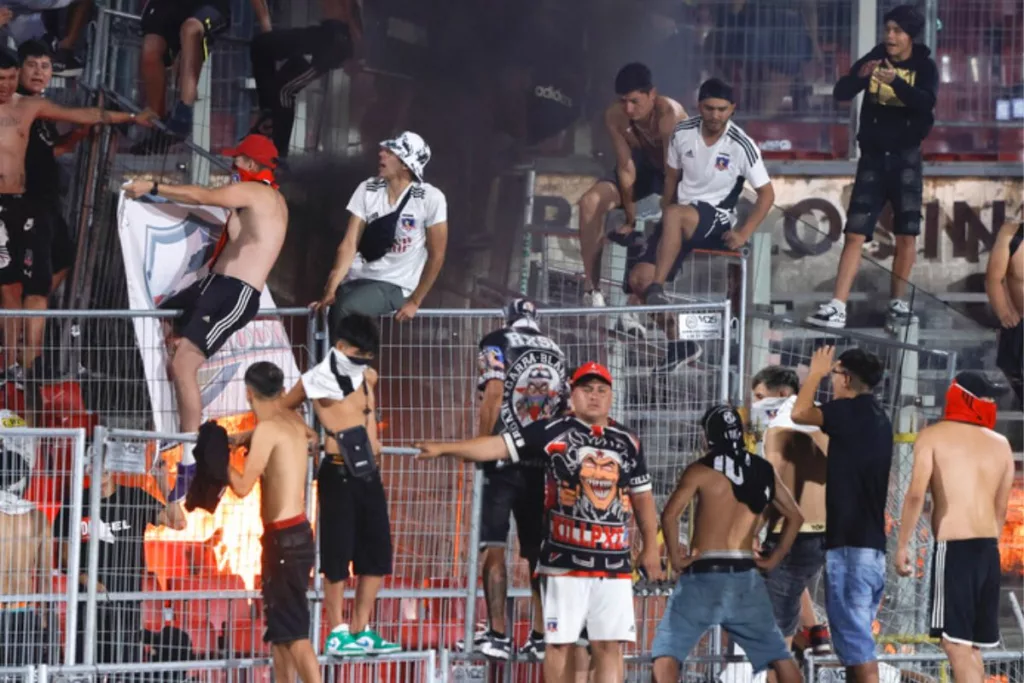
[601,147,665,204]
[846,147,923,241]
[261,516,316,644]
[0,194,52,297]
[763,532,826,637]
[930,538,1001,648]
[316,462,393,582]
[141,0,231,65]
[479,463,545,563]
[622,201,735,294]
[0,609,43,666]
[996,321,1023,405]
[160,273,261,358]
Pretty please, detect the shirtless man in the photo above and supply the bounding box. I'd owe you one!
[122,133,288,523]
[228,361,320,683]
[762,390,831,665]
[281,312,400,656]
[652,404,803,683]
[578,62,686,309]
[895,372,1014,683]
[0,49,149,382]
[0,418,51,667]
[985,220,1023,406]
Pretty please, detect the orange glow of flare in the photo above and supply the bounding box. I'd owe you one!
[999,484,1024,576]
[137,413,267,591]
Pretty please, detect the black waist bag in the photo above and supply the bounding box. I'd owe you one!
[357,186,414,262]
[334,425,378,479]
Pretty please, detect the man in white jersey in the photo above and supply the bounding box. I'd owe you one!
[315,131,448,339]
[637,78,775,307]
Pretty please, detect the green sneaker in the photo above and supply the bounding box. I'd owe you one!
[325,625,367,657]
[353,628,402,654]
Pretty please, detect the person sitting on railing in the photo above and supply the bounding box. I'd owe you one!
[0,413,51,668]
[805,4,937,332]
[17,40,91,299]
[53,450,180,666]
[228,361,321,683]
[985,220,1023,407]
[129,0,246,153]
[577,63,686,319]
[0,48,150,391]
[652,404,804,683]
[122,133,287,530]
[280,312,401,657]
[247,0,361,158]
[638,78,775,374]
[895,372,1013,683]
[313,131,448,336]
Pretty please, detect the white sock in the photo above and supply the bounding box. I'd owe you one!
[829,298,847,313]
[179,440,197,467]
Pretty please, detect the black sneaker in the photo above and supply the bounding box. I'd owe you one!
[644,282,671,306]
[654,340,702,374]
[805,303,847,329]
[478,631,512,661]
[51,48,84,78]
[454,624,488,653]
[520,632,545,662]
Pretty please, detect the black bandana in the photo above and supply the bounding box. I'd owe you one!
[699,404,775,514]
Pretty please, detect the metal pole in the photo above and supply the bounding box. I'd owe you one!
[83,426,106,665]
[62,428,88,666]
[736,254,748,404]
[463,467,485,650]
[850,0,878,159]
[946,350,958,386]
[923,0,938,53]
[720,299,732,403]
[519,169,537,295]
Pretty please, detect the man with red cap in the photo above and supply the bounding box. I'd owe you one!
[122,133,288,523]
[416,361,663,683]
[895,371,1013,683]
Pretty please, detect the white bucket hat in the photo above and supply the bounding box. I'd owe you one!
[380,131,431,181]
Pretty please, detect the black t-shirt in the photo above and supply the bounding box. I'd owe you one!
[477,323,567,470]
[25,117,60,200]
[54,485,163,594]
[503,416,652,577]
[820,394,893,551]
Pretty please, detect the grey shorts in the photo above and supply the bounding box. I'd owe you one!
[328,278,405,341]
[763,532,826,636]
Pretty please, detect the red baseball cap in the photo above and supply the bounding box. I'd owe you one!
[221,134,280,169]
[572,361,612,387]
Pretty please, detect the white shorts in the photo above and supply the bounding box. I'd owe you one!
[541,575,636,645]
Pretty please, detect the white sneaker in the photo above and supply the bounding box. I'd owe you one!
[805,303,847,329]
[885,299,913,334]
[583,290,606,307]
[617,312,647,337]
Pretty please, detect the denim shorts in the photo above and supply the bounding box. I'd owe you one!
[651,569,792,673]
[845,147,923,240]
[764,533,826,636]
[825,547,885,666]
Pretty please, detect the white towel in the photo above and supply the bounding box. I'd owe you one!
[767,395,820,434]
[301,348,367,401]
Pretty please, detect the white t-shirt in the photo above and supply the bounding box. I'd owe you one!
[666,117,771,209]
[345,178,448,296]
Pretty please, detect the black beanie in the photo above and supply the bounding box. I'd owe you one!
[884,4,925,41]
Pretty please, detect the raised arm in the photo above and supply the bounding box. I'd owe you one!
[124,178,264,210]
[792,346,834,428]
[985,221,1023,328]
[228,423,275,497]
[895,431,935,576]
[36,98,146,126]
[834,53,880,102]
[249,0,272,32]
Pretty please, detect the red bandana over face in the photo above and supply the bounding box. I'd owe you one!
[233,166,278,189]
[943,382,997,429]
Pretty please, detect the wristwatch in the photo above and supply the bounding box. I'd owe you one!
[149,181,159,196]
